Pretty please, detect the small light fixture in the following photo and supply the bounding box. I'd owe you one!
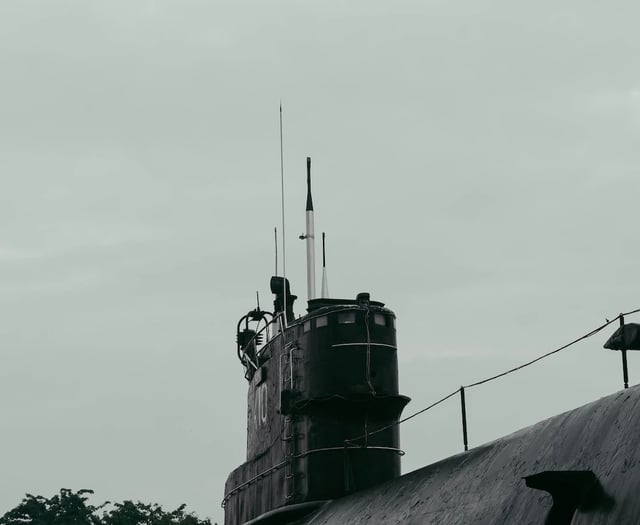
[603,315,640,389]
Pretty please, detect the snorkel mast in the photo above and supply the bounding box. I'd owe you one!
[304,157,316,301]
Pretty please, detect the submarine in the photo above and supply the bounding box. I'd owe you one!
[223,157,640,524]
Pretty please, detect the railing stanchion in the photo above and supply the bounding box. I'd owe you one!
[620,314,629,389]
[460,386,469,451]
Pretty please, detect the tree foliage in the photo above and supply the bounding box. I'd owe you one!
[0,490,212,525]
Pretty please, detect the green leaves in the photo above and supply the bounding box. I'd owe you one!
[0,490,212,525]
[102,500,208,525]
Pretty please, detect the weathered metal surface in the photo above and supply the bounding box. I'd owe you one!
[299,386,640,524]
[242,501,328,525]
[225,296,410,525]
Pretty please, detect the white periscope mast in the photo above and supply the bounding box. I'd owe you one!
[321,231,329,298]
[301,157,316,303]
[302,158,329,301]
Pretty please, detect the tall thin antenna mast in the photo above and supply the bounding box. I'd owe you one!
[279,102,287,327]
[274,227,278,275]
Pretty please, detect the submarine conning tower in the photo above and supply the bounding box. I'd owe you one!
[224,282,411,525]
[223,156,410,524]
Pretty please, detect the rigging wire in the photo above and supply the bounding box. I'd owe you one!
[346,389,459,445]
[346,308,640,446]
[464,319,613,389]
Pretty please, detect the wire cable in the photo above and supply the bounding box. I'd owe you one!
[346,389,459,445]
[348,308,640,446]
[464,318,615,389]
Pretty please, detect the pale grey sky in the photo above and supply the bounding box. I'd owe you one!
[1,2,639,524]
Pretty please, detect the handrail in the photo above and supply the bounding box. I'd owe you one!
[238,313,282,372]
[239,304,390,372]
[346,308,640,449]
[221,444,404,508]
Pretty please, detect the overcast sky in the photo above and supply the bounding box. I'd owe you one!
[1,2,639,524]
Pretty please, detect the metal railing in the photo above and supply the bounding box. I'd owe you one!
[345,308,640,453]
[221,444,404,508]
